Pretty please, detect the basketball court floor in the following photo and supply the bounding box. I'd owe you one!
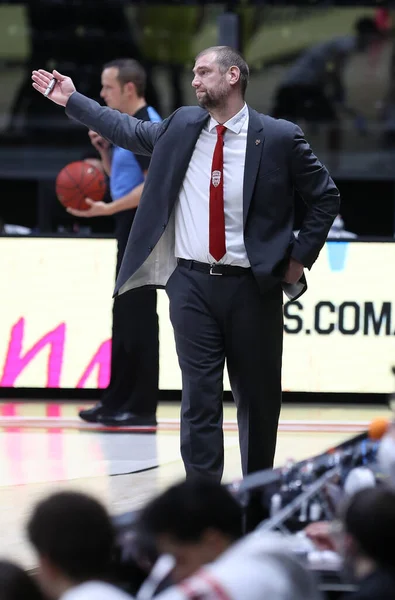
[0,400,391,570]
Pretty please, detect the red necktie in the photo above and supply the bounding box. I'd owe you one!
[209,124,226,262]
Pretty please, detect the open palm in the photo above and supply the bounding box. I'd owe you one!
[32,69,76,107]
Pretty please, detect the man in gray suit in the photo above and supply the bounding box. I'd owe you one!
[32,46,340,484]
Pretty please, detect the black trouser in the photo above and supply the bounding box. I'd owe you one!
[101,220,159,415]
[166,263,283,482]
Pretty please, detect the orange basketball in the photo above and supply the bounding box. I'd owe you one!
[368,417,390,440]
[56,160,106,211]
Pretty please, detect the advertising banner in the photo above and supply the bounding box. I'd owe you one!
[0,238,393,393]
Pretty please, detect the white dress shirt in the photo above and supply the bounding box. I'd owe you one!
[156,533,321,600]
[174,103,250,267]
[61,581,134,600]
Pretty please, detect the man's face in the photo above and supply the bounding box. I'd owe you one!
[100,67,127,111]
[157,532,226,583]
[192,52,231,110]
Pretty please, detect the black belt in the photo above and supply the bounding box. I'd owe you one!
[177,258,251,276]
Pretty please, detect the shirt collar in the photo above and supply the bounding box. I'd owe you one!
[208,103,248,134]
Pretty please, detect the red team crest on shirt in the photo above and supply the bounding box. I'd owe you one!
[212,170,221,187]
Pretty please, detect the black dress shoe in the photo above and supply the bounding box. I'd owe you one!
[79,402,115,423]
[98,412,157,427]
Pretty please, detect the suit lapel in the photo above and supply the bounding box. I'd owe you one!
[183,112,209,168]
[243,108,265,228]
[185,112,210,154]
[167,111,209,213]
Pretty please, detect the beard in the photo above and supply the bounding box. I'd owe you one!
[197,86,228,110]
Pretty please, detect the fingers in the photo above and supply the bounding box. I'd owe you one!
[66,199,94,217]
[38,68,53,79]
[89,133,102,144]
[52,69,67,81]
[66,208,87,217]
[88,131,102,147]
[32,82,46,95]
[32,70,51,92]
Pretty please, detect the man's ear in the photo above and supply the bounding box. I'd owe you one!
[228,66,240,88]
[124,81,137,97]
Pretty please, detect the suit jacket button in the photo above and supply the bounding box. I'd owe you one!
[148,246,153,252]
[162,223,167,229]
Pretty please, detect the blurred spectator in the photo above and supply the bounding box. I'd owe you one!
[0,224,32,236]
[154,532,322,600]
[306,487,395,600]
[377,419,395,484]
[272,17,381,125]
[295,214,356,240]
[27,491,132,600]
[375,8,392,35]
[327,214,357,239]
[379,37,395,148]
[338,486,395,599]
[271,17,382,152]
[0,210,31,235]
[0,560,44,600]
[136,479,243,584]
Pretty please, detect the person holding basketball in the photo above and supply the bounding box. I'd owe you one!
[69,59,161,426]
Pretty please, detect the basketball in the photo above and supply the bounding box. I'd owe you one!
[56,160,106,211]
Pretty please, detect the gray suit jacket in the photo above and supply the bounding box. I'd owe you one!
[66,93,340,301]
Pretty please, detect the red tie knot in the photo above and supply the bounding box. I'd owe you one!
[216,124,227,138]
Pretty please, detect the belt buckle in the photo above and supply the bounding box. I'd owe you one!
[210,264,223,276]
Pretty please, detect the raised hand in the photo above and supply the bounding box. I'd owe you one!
[31,69,76,107]
[88,130,110,153]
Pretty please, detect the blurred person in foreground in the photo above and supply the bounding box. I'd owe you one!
[152,532,322,600]
[0,560,44,600]
[27,491,133,600]
[135,478,243,584]
[306,486,395,600]
[135,483,320,600]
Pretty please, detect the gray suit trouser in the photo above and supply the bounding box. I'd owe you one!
[166,263,283,482]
